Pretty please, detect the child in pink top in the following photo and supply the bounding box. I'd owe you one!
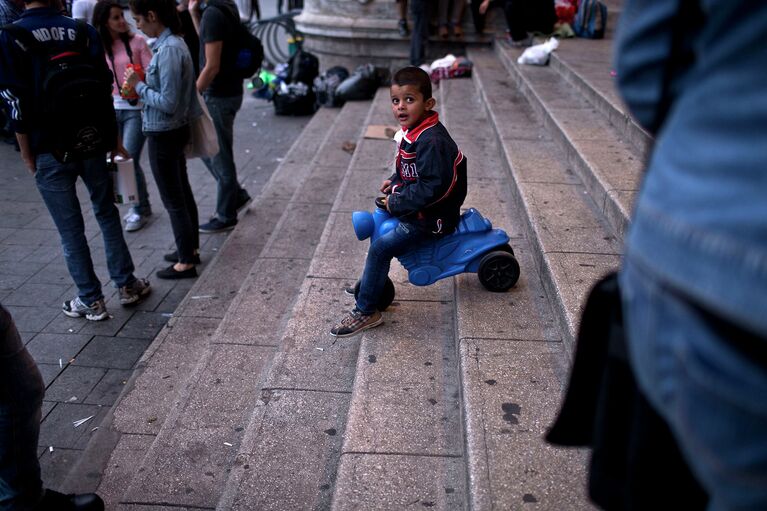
[93,0,154,232]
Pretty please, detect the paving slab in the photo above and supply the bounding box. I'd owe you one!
[459,338,594,510]
[264,278,360,392]
[332,454,466,511]
[217,257,311,346]
[343,301,462,456]
[222,390,349,511]
[24,333,93,365]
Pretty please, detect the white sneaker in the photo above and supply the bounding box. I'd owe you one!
[125,212,149,232]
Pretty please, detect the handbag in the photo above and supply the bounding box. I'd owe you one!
[185,92,219,159]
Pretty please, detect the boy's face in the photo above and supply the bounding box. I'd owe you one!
[391,84,436,129]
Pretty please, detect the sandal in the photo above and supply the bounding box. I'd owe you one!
[438,24,449,39]
[452,24,463,38]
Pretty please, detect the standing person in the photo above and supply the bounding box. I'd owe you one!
[472,0,555,45]
[408,0,429,66]
[189,0,251,233]
[176,0,200,75]
[0,304,105,510]
[0,0,23,25]
[93,0,154,232]
[0,0,151,321]
[396,0,409,37]
[125,0,202,278]
[616,1,767,510]
[438,0,464,38]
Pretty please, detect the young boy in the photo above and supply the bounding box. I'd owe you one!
[331,66,467,338]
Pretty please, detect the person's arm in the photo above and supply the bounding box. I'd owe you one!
[387,138,455,218]
[0,31,35,172]
[127,46,185,114]
[189,0,202,34]
[614,0,694,135]
[196,40,222,93]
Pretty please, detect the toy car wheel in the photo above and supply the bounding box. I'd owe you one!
[353,277,396,311]
[498,243,515,256]
[478,251,520,292]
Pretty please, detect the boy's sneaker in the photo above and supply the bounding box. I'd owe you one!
[119,278,152,306]
[63,297,108,321]
[330,308,383,338]
[199,218,237,233]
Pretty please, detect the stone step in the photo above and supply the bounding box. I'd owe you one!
[441,75,595,510]
[90,105,344,508]
[329,71,595,510]
[492,38,643,239]
[216,88,395,511]
[469,46,622,354]
[114,99,373,509]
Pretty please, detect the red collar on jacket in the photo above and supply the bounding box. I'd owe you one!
[403,111,439,144]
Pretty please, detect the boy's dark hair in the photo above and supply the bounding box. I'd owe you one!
[93,0,134,59]
[393,66,432,100]
[129,0,182,34]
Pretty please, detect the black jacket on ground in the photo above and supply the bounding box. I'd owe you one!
[387,111,467,235]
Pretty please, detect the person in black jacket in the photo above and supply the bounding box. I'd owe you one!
[331,66,467,338]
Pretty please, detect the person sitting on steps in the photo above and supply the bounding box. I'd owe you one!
[331,66,468,338]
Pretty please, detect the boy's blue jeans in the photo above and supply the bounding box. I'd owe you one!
[356,222,430,314]
[620,255,767,511]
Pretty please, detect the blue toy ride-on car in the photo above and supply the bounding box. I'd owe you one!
[350,197,521,311]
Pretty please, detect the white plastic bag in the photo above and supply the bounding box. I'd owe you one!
[111,156,138,204]
[185,92,219,159]
[517,38,560,66]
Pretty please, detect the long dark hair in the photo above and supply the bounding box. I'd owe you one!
[92,0,132,59]
[129,0,181,35]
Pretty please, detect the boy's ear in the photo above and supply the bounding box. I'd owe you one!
[425,97,436,111]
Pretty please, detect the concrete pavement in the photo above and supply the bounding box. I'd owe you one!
[0,95,311,489]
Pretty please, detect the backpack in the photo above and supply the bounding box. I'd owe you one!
[286,48,319,86]
[2,20,117,163]
[273,81,316,116]
[208,4,264,79]
[573,0,607,39]
[313,66,349,108]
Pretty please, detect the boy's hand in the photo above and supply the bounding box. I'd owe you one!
[380,179,392,194]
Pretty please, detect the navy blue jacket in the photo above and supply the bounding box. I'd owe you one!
[387,111,468,235]
[0,7,111,152]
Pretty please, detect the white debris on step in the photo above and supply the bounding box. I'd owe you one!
[72,415,95,428]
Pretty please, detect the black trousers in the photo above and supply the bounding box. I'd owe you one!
[146,125,200,264]
[409,0,432,65]
[470,0,555,40]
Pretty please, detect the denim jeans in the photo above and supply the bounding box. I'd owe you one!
[201,93,249,223]
[146,125,200,264]
[0,305,45,510]
[357,222,431,314]
[116,109,151,216]
[34,154,137,305]
[620,255,767,511]
[409,0,430,65]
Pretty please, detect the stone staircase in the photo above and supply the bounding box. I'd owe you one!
[62,5,646,507]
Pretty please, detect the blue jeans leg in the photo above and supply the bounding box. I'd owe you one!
[80,156,136,289]
[356,222,428,314]
[116,109,151,216]
[0,306,45,510]
[35,154,103,304]
[201,94,247,223]
[620,256,767,511]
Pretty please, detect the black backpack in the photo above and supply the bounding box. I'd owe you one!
[208,4,264,79]
[2,20,117,163]
[286,48,319,86]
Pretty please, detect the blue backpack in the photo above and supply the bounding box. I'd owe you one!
[573,0,607,39]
